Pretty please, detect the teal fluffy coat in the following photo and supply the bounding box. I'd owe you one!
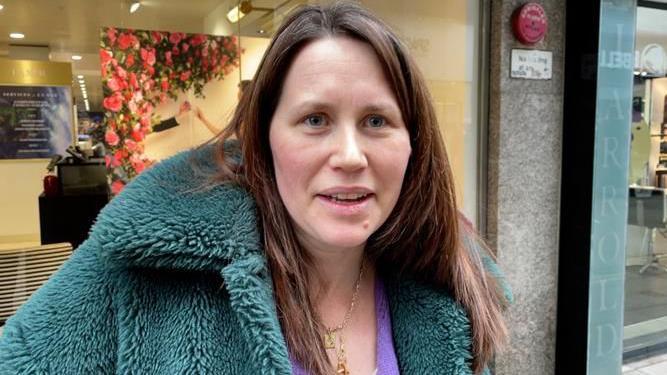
[0,147,509,374]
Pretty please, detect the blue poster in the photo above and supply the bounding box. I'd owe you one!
[0,85,73,159]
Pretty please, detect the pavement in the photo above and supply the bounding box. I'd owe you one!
[623,351,667,374]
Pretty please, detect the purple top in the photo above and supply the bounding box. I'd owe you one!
[290,276,400,375]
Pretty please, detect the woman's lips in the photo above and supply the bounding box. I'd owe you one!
[316,193,373,215]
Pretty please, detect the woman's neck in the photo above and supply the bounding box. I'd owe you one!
[310,246,365,297]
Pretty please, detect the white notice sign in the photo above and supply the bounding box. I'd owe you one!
[510,49,553,80]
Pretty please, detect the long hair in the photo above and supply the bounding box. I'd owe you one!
[212,2,508,373]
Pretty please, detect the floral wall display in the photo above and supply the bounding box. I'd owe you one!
[100,27,241,194]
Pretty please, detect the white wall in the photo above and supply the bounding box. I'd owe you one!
[0,159,47,244]
[361,0,478,223]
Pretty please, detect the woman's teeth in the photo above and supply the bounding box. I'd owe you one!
[327,193,368,201]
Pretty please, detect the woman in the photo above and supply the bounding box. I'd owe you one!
[0,2,509,374]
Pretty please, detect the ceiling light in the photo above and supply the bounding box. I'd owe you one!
[78,79,85,84]
[9,32,25,39]
[0,5,4,11]
[257,29,266,34]
[77,75,84,79]
[71,55,82,61]
[129,1,141,14]
[226,1,272,23]
[227,1,252,23]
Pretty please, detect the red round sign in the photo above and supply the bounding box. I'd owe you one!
[512,3,548,45]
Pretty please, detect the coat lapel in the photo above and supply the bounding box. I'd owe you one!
[221,254,292,375]
[385,278,474,375]
[93,146,293,374]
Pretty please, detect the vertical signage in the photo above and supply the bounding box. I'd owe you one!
[588,1,635,374]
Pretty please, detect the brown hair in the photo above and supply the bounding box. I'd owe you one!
[212,1,508,373]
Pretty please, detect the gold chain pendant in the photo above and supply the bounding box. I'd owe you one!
[336,359,350,375]
[324,331,336,349]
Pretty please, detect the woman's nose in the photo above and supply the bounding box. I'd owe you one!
[328,126,368,172]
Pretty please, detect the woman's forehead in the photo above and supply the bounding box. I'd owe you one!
[279,37,397,105]
[289,37,381,74]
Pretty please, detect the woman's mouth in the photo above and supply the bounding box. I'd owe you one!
[320,192,370,203]
[316,193,373,213]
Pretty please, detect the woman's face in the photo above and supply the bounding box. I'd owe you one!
[269,37,412,255]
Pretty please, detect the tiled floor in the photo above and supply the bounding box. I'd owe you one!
[623,352,667,374]
[624,264,667,326]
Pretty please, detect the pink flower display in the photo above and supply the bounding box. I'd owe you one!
[169,32,184,44]
[125,53,135,67]
[151,31,163,43]
[131,129,144,142]
[102,92,123,112]
[140,47,156,66]
[100,49,113,67]
[124,139,138,152]
[104,129,120,146]
[190,34,206,46]
[106,28,117,45]
[130,154,146,174]
[128,72,139,90]
[107,77,122,92]
[111,180,125,195]
[100,28,241,193]
[117,33,138,50]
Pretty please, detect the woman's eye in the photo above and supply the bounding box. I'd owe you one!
[304,114,327,128]
[367,115,386,128]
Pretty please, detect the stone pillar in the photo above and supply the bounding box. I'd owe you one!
[486,1,565,374]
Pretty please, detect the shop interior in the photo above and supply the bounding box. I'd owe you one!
[624,3,667,357]
[0,0,480,329]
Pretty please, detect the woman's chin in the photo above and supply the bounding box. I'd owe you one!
[316,230,371,252]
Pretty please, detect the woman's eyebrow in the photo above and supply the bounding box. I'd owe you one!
[363,103,400,115]
[292,100,333,113]
[292,100,400,115]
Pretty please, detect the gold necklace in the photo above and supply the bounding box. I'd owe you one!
[323,260,365,375]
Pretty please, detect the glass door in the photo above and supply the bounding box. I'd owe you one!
[623,2,667,359]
